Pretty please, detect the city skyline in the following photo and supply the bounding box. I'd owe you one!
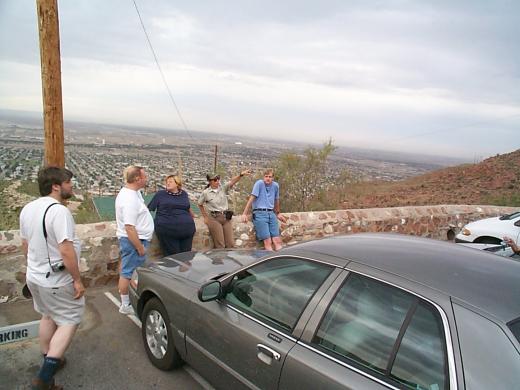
[1,0,519,159]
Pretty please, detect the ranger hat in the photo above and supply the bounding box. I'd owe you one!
[206,173,220,181]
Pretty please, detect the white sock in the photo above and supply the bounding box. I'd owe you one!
[120,294,130,306]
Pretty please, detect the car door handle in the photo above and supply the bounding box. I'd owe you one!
[257,344,281,364]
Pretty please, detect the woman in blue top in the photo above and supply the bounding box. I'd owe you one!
[148,175,196,256]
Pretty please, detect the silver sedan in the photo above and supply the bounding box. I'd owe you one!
[130,233,520,389]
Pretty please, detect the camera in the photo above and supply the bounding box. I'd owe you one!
[50,260,65,272]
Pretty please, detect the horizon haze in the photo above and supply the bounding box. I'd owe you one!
[0,108,469,167]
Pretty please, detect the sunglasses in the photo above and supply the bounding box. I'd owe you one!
[210,176,220,181]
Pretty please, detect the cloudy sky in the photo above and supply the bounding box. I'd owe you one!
[0,0,519,159]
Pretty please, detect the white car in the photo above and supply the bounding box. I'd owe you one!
[455,211,520,244]
[458,242,520,260]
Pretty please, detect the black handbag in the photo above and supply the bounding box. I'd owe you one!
[225,210,234,220]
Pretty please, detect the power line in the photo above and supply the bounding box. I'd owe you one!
[131,0,194,140]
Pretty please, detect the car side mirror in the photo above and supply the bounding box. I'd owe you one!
[198,280,223,302]
[514,220,520,227]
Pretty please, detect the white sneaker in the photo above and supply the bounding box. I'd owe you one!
[119,304,134,315]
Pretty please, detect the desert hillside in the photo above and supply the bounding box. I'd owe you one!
[341,149,520,209]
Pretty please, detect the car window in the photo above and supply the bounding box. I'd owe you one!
[225,257,333,332]
[499,212,520,220]
[508,317,520,344]
[390,301,447,390]
[313,273,448,390]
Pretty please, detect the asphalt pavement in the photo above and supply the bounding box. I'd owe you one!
[0,285,211,390]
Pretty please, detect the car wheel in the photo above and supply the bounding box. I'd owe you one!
[141,298,182,370]
[475,236,502,245]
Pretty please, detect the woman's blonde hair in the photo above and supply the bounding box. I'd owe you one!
[165,175,182,189]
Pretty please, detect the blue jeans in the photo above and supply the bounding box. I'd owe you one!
[119,237,149,279]
[252,211,280,241]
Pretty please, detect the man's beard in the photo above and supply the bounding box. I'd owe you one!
[60,188,73,200]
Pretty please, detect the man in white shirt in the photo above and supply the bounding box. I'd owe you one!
[20,167,85,390]
[115,165,154,314]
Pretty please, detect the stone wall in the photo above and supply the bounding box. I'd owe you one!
[0,204,515,302]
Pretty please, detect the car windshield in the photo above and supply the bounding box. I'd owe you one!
[499,212,520,220]
[485,245,516,257]
[508,318,520,344]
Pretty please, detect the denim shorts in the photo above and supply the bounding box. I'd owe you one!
[253,210,280,241]
[119,237,149,279]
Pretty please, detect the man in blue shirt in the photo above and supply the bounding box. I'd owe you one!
[241,168,287,250]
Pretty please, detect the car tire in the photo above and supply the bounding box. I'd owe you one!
[475,236,502,245]
[141,298,182,370]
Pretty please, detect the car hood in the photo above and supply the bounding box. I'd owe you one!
[148,249,270,284]
[463,215,520,237]
[465,216,504,229]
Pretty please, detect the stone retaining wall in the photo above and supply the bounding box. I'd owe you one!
[0,204,514,302]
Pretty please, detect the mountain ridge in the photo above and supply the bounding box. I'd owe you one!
[342,149,520,209]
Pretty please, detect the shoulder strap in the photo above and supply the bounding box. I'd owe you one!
[42,202,59,239]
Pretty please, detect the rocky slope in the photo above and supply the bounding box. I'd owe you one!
[341,149,520,209]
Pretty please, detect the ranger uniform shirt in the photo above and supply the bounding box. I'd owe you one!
[197,182,231,212]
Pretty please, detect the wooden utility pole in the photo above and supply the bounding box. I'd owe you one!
[213,145,218,172]
[36,0,65,167]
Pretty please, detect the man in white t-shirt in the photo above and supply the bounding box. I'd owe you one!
[20,167,85,390]
[115,165,154,314]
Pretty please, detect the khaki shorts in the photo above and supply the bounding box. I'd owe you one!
[27,280,85,326]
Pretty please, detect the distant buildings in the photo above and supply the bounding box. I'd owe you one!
[0,123,437,199]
